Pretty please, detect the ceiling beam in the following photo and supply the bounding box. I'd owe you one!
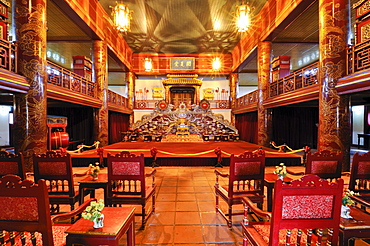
[47,37,92,42]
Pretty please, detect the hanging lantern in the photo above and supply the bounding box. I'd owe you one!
[212,57,222,71]
[144,58,153,72]
[111,2,132,32]
[236,2,251,32]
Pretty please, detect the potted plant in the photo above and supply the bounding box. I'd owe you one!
[273,163,287,180]
[81,199,105,228]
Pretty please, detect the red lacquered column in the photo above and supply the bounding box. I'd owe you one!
[127,71,135,125]
[257,41,272,147]
[93,40,109,146]
[13,0,47,170]
[318,0,351,169]
[229,73,238,125]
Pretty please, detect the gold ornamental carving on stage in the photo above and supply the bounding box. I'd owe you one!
[131,100,238,142]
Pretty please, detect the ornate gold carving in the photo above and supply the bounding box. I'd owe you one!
[361,23,370,42]
[353,0,368,9]
[16,4,46,56]
[321,35,345,58]
[257,41,271,147]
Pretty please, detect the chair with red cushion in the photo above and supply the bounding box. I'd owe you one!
[215,150,265,228]
[33,151,84,213]
[0,151,26,180]
[287,150,343,181]
[241,174,343,246]
[0,174,93,246]
[106,151,156,228]
[349,151,370,195]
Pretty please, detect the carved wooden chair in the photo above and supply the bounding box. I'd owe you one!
[215,150,265,228]
[106,151,157,228]
[348,151,370,195]
[33,151,84,213]
[0,151,26,180]
[0,174,93,246]
[287,150,343,181]
[241,174,344,246]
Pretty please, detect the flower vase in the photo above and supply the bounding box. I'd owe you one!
[93,214,104,229]
[341,205,352,219]
[92,174,98,181]
[277,175,284,181]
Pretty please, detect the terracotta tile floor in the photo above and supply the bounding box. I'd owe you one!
[71,165,350,245]
[73,166,245,245]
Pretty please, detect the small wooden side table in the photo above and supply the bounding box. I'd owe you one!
[340,204,370,245]
[264,173,293,212]
[66,207,135,246]
[79,173,108,204]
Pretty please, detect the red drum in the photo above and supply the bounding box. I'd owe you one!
[51,132,69,149]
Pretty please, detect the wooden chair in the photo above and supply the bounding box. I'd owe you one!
[348,151,370,195]
[0,150,26,179]
[215,150,265,228]
[287,150,343,181]
[241,174,344,246]
[33,151,83,213]
[106,151,157,228]
[0,174,94,246]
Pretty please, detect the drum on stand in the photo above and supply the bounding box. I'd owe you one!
[51,132,69,149]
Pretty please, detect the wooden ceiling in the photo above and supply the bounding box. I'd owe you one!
[46,0,360,86]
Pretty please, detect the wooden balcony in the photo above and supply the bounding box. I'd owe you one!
[0,39,130,113]
[0,39,17,73]
[347,39,370,75]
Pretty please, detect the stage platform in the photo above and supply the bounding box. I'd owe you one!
[70,141,303,167]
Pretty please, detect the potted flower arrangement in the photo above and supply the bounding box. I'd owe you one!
[273,163,287,180]
[88,162,100,180]
[341,190,357,219]
[82,199,105,228]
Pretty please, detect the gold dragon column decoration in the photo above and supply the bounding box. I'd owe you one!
[318,0,351,170]
[229,73,238,125]
[257,41,272,147]
[93,40,109,146]
[14,0,48,171]
[127,71,135,125]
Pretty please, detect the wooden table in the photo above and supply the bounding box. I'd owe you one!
[339,206,370,246]
[264,173,293,212]
[79,173,108,204]
[66,207,135,246]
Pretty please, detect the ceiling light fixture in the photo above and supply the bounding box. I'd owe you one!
[236,1,251,32]
[212,57,222,71]
[111,1,133,33]
[144,58,153,72]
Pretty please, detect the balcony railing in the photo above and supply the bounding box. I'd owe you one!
[235,90,258,108]
[347,39,370,74]
[269,61,319,97]
[108,90,129,108]
[0,39,17,72]
[47,61,96,98]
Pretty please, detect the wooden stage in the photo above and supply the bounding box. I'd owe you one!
[70,141,303,167]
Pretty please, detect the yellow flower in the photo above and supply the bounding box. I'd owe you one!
[82,199,105,221]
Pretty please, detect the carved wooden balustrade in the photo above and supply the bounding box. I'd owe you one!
[269,61,319,97]
[47,61,96,98]
[0,39,17,72]
[108,90,129,108]
[235,90,258,108]
[233,62,319,111]
[347,39,370,74]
